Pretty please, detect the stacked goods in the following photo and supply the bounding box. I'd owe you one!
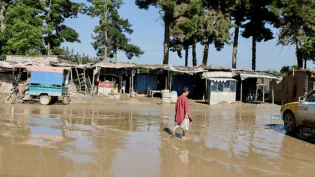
[161,89,171,104]
[170,91,178,104]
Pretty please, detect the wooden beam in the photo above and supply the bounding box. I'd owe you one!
[169,71,172,91]
[272,87,274,105]
[262,79,265,103]
[240,80,243,102]
[131,69,134,97]
[255,80,258,101]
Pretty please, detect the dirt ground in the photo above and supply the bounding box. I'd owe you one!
[0,94,314,177]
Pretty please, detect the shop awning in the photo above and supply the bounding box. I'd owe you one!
[208,78,237,82]
[201,71,235,79]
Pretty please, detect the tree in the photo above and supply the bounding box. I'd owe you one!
[200,0,235,66]
[0,0,12,55]
[0,0,12,30]
[42,0,82,55]
[241,0,279,71]
[299,37,315,68]
[1,0,44,55]
[136,0,176,64]
[89,0,143,62]
[275,0,315,69]
[231,0,247,69]
[171,0,202,66]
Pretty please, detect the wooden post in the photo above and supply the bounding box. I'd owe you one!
[92,68,95,95]
[165,73,167,90]
[205,79,208,102]
[262,85,265,103]
[131,69,134,97]
[240,80,243,102]
[166,71,170,90]
[129,72,131,96]
[255,80,258,101]
[70,68,73,84]
[169,71,172,91]
[84,69,87,94]
[272,87,274,105]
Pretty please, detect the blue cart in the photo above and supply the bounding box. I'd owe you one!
[4,66,71,105]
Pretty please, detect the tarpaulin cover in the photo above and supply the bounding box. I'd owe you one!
[30,71,64,85]
[239,73,278,80]
[201,71,235,79]
[208,78,237,83]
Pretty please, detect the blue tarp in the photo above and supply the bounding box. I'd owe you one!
[30,71,64,85]
[135,74,158,93]
[172,75,194,96]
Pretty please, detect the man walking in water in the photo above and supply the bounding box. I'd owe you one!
[171,86,192,138]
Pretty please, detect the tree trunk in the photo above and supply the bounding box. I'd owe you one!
[252,35,257,71]
[47,0,52,56]
[296,40,303,69]
[0,1,8,30]
[232,22,240,69]
[163,13,171,65]
[304,60,307,69]
[104,3,109,63]
[47,41,51,56]
[202,41,210,66]
[185,47,188,67]
[0,0,9,55]
[114,50,117,63]
[192,38,197,66]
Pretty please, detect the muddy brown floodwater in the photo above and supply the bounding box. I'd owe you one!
[0,103,314,177]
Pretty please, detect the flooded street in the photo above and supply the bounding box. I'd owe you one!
[0,103,314,177]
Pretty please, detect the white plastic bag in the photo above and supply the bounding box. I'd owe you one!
[180,116,190,131]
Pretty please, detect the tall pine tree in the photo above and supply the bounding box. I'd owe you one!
[89,0,143,62]
[275,0,315,69]
[136,0,176,64]
[42,0,82,55]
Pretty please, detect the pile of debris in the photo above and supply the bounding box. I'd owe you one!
[0,81,12,93]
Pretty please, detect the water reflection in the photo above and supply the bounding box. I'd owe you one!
[0,104,314,176]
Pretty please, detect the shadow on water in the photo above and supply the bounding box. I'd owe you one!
[265,124,315,144]
[194,101,208,105]
[163,128,183,138]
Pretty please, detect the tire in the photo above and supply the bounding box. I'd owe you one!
[4,93,15,104]
[284,112,297,134]
[40,95,51,105]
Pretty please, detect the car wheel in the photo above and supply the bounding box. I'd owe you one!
[40,95,51,105]
[284,112,296,134]
[4,93,15,104]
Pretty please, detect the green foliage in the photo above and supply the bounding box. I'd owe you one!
[139,68,150,74]
[0,0,81,56]
[299,37,315,62]
[275,0,315,68]
[42,0,82,55]
[170,0,235,65]
[59,46,96,64]
[241,0,279,42]
[89,0,143,61]
[1,0,44,55]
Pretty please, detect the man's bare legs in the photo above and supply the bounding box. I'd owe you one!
[171,125,179,136]
[182,130,185,138]
[171,126,186,138]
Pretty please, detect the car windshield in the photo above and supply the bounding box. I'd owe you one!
[306,92,315,102]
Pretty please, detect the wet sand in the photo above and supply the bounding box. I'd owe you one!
[0,102,314,177]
